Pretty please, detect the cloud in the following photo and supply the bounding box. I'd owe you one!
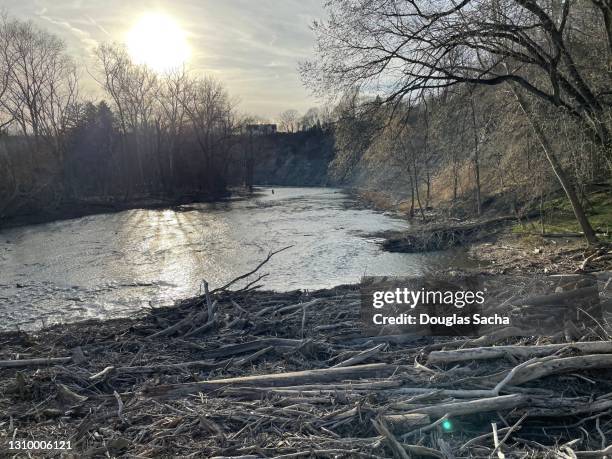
[37,14,99,52]
[3,0,325,119]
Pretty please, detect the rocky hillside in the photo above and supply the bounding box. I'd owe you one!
[251,129,334,186]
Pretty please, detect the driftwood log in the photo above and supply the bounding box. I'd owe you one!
[428,341,612,364]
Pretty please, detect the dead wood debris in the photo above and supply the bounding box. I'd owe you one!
[380,216,518,253]
[1,270,612,458]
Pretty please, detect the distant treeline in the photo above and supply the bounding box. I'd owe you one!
[0,13,335,223]
[0,12,248,220]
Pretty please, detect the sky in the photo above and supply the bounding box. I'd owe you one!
[2,0,326,120]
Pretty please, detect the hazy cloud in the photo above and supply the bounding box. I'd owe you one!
[3,0,325,119]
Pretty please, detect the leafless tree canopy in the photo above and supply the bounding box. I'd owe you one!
[0,14,78,150]
[302,0,612,148]
[0,15,251,218]
[278,109,301,132]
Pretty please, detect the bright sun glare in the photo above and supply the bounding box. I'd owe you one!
[127,13,191,72]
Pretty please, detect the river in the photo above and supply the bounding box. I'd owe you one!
[0,187,469,330]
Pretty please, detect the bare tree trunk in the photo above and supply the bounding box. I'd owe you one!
[453,161,458,202]
[425,168,431,208]
[421,95,432,209]
[248,133,254,190]
[469,90,482,217]
[508,84,598,245]
[412,159,426,221]
[540,185,545,235]
[408,169,415,218]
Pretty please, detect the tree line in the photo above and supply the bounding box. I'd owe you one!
[277,107,335,133]
[0,13,242,219]
[302,0,612,244]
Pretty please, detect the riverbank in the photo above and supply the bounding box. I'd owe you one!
[379,219,612,274]
[355,186,612,275]
[2,272,612,457]
[470,231,612,274]
[2,187,611,457]
[0,188,250,230]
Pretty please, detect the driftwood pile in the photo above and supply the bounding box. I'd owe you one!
[1,270,612,457]
[578,247,612,274]
[381,216,517,253]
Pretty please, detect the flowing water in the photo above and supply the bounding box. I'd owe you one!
[0,187,471,330]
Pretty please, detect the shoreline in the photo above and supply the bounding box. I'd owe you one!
[351,187,612,275]
[0,185,343,231]
[380,218,612,275]
[0,189,242,231]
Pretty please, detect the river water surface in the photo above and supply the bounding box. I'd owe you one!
[0,187,468,330]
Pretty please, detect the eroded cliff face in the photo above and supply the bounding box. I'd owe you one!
[249,129,335,186]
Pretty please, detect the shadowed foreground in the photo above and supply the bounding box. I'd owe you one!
[2,276,612,457]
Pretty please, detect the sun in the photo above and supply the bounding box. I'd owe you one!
[127,13,191,72]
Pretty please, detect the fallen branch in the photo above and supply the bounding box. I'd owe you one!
[144,363,403,398]
[575,445,612,457]
[406,394,528,418]
[202,338,304,359]
[504,354,612,386]
[332,343,386,368]
[380,413,430,432]
[371,418,410,459]
[210,245,293,294]
[0,356,72,368]
[427,341,612,365]
[148,309,207,339]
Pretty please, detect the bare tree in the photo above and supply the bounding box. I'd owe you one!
[0,12,15,131]
[155,67,190,190]
[0,16,78,147]
[301,107,321,130]
[467,87,496,216]
[329,89,380,182]
[278,109,300,133]
[179,75,234,190]
[93,44,131,136]
[508,79,599,244]
[94,43,160,192]
[302,0,612,160]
